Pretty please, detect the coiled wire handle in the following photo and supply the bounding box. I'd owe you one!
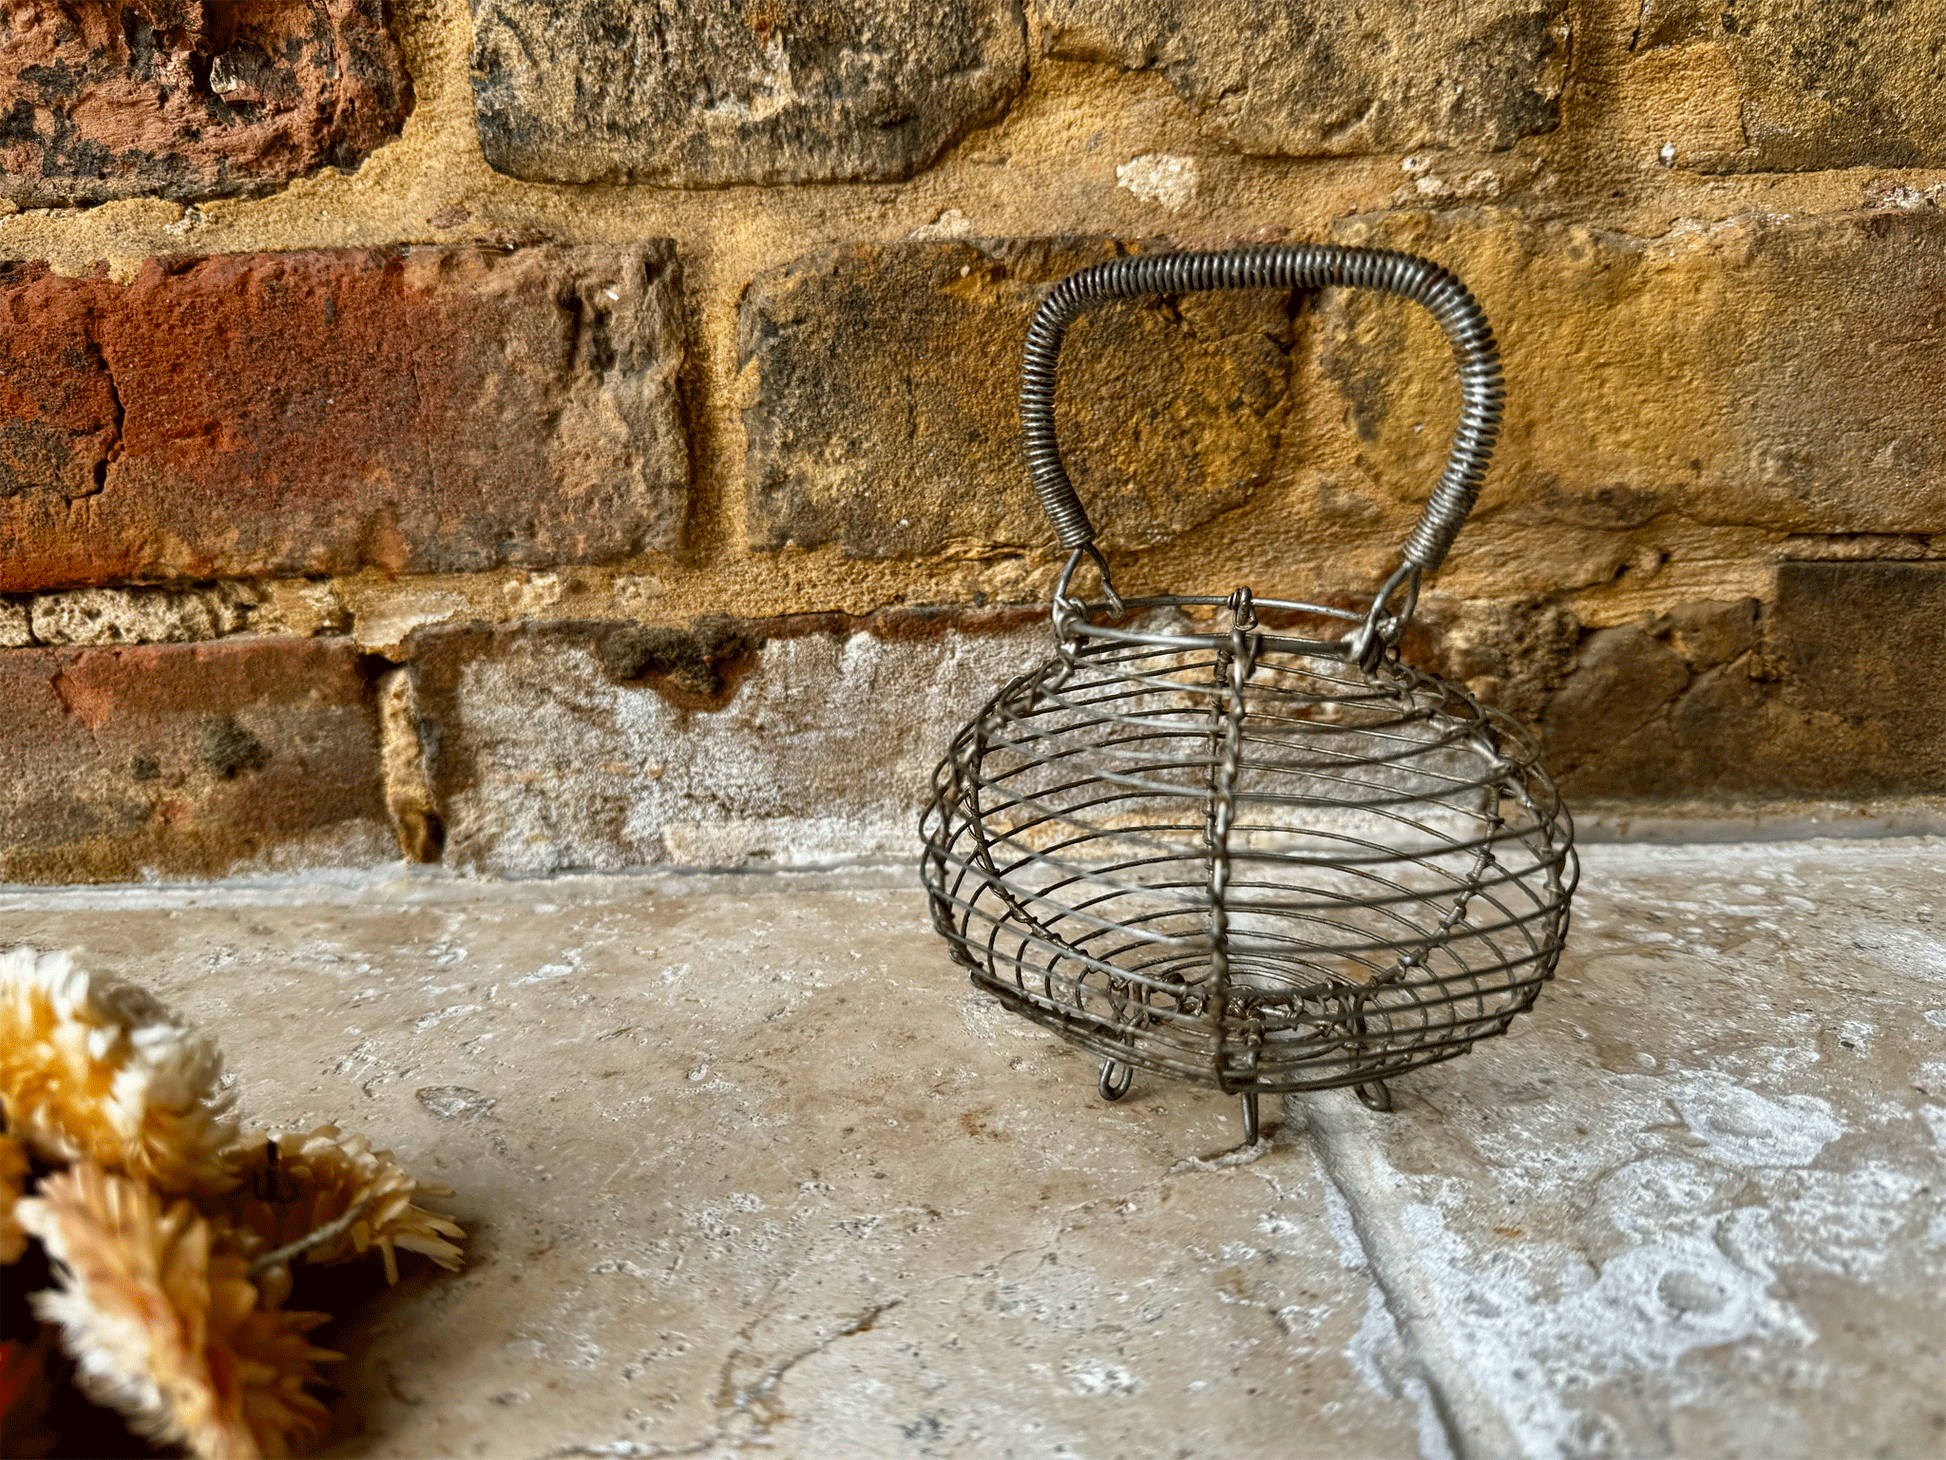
[1020,244,1503,582]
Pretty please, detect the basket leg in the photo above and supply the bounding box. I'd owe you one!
[1098,1059,1133,1102]
[1354,1079,1394,1112]
[1239,1092,1260,1145]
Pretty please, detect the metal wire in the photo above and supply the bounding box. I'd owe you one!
[921,602,1578,1106]
[1020,244,1503,575]
[924,242,1571,1125]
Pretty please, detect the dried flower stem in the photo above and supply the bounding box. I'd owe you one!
[244,1192,376,1280]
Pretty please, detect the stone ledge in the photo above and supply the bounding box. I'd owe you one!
[1,839,1935,1456]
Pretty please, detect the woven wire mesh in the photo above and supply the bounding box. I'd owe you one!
[921,598,1578,1100]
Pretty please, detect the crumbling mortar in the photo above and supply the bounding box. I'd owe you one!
[375,662,444,864]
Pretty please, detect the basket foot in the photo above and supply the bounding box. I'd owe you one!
[1354,1079,1393,1112]
[1240,1092,1261,1145]
[1098,1059,1133,1102]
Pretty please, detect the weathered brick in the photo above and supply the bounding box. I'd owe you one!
[740,239,1296,557]
[0,1,413,208]
[1037,0,1569,156]
[1535,563,1946,802]
[406,611,1047,876]
[0,636,391,882]
[0,244,688,591]
[1633,0,1946,172]
[469,0,1026,186]
[1322,208,1946,539]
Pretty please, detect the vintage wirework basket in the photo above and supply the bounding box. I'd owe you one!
[920,245,1578,1139]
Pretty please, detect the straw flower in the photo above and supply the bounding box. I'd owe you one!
[218,1127,465,1285]
[17,1163,337,1460]
[1,1132,29,1264]
[0,947,239,1194]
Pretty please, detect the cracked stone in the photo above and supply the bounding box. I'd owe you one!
[1539,562,1946,802]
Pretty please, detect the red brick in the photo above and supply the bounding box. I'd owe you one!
[0,244,689,591]
[0,1,413,208]
[0,636,390,882]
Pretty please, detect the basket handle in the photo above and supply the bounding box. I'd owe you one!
[1020,244,1503,581]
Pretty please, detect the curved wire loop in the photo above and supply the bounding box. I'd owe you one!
[1098,1058,1134,1102]
[918,636,1578,1105]
[1020,244,1504,622]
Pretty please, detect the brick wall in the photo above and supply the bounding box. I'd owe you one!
[1,0,1941,882]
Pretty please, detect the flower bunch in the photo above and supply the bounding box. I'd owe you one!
[1,947,465,1459]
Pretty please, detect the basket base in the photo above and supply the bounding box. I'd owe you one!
[1095,1057,1392,1142]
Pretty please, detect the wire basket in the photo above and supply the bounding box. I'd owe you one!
[920,245,1578,1138]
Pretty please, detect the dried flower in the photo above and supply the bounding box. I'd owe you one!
[17,1163,337,1460]
[0,947,238,1194]
[0,1132,29,1264]
[218,1128,464,1285]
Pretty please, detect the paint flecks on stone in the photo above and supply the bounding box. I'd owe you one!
[1115,153,1198,212]
[1673,1072,1844,1168]
[406,614,1053,876]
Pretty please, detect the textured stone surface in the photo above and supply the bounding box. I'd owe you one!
[741,239,1296,556]
[26,582,259,644]
[1539,562,1946,802]
[0,245,688,591]
[1632,0,1946,171]
[0,1,413,208]
[406,610,1050,876]
[0,636,390,882]
[1292,840,1946,1458]
[469,0,1027,186]
[1037,0,1571,156]
[0,839,1938,1457]
[1322,208,1946,538]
